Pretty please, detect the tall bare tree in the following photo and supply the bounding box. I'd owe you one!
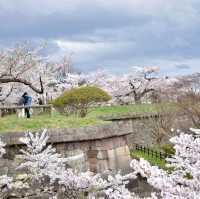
[177,88,200,128]
[115,66,160,104]
[143,103,177,145]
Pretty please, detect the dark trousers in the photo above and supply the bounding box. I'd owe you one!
[25,108,30,118]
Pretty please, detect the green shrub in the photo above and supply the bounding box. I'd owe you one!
[161,144,175,155]
[51,86,111,117]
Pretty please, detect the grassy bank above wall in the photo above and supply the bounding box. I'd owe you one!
[0,103,170,133]
[0,112,108,133]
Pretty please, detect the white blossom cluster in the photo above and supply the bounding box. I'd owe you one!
[18,129,68,183]
[131,128,200,199]
[52,67,180,105]
[1,128,200,198]
[18,129,139,198]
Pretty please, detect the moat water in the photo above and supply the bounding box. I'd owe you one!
[66,145,154,197]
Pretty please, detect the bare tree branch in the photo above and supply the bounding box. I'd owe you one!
[0,86,14,103]
[0,76,44,94]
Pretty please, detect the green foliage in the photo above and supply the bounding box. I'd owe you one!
[185,172,193,180]
[161,144,175,155]
[52,86,111,117]
[131,150,177,173]
[130,150,166,169]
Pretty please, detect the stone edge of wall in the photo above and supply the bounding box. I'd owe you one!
[1,113,160,146]
[99,113,159,121]
[1,121,133,146]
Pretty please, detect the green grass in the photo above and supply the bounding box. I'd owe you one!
[0,103,174,133]
[130,150,166,169]
[88,103,159,117]
[0,112,108,133]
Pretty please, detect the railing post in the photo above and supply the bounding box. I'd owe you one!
[133,144,168,161]
[160,152,162,160]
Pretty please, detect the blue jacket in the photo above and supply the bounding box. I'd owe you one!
[23,96,32,106]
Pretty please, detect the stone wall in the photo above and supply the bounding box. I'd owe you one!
[0,112,192,173]
[2,112,191,158]
[101,113,192,147]
[0,113,191,198]
[2,121,132,145]
[2,121,132,160]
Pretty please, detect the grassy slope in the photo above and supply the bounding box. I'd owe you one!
[0,112,108,133]
[130,150,166,169]
[0,103,161,133]
[88,103,159,117]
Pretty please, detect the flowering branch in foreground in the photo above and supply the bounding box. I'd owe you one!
[131,128,200,199]
[1,128,200,198]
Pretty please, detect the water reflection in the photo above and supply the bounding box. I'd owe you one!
[65,145,131,174]
[97,146,131,174]
[65,145,155,197]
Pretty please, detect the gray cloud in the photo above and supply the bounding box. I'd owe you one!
[0,0,200,75]
[175,64,191,70]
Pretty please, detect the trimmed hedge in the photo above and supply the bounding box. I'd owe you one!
[51,86,111,117]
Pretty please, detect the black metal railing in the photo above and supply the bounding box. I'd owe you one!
[133,144,171,160]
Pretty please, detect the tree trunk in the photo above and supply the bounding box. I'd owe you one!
[134,94,142,104]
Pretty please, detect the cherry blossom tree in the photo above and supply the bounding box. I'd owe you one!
[1,128,200,198]
[18,129,67,182]
[118,66,160,104]
[131,128,200,199]
[78,67,162,104]
[40,66,188,105]
[0,44,50,103]
[17,128,200,199]
[18,129,138,198]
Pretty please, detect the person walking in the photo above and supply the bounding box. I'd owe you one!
[22,92,32,118]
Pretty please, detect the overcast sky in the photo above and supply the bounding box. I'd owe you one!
[0,0,200,75]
